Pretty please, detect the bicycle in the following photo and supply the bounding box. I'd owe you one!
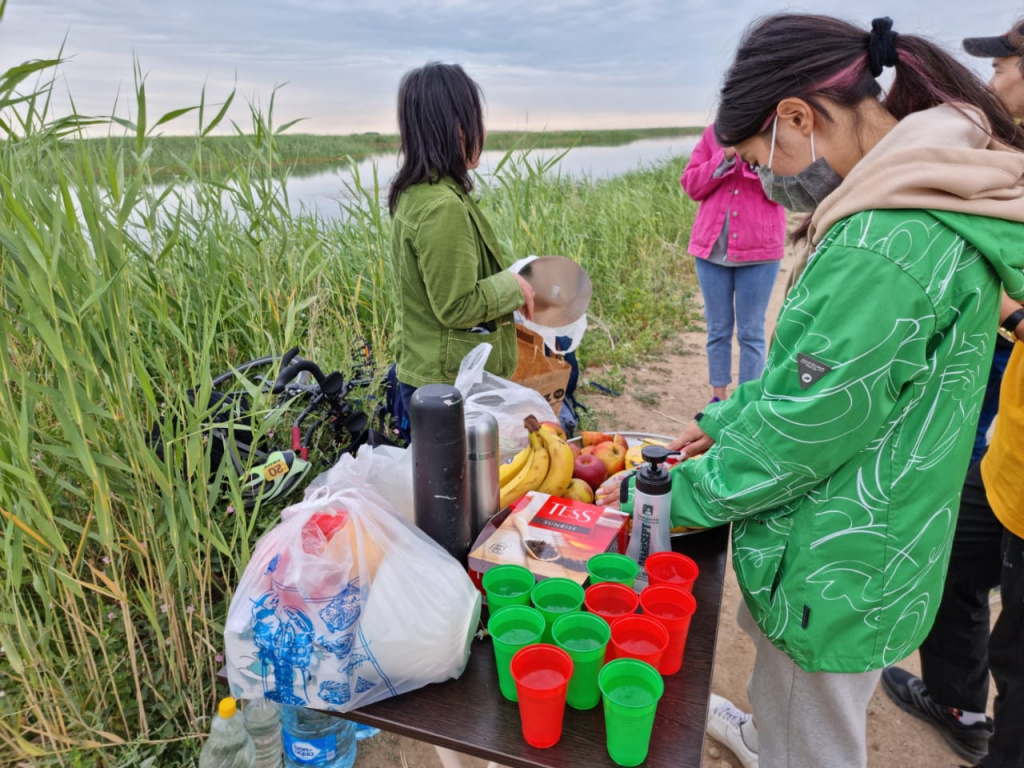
[155,341,395,509]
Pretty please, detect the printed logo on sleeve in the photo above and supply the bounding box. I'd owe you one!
[797,353,831,390]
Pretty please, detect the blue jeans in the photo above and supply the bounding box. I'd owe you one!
[694,258,780,388]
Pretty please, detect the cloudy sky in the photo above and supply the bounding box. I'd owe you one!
[1,1,1021,135]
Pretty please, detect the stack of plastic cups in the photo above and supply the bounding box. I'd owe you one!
[510,644,574,749]
[639,584,697,675]
[530,577,584,643]
[482,564,535,612]
[488,604,547,701]
[599,659,665,766]
[551,612,611,710]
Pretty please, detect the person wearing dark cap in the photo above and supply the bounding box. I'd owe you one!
[879,20,1024,768]
[966,21,1024,467]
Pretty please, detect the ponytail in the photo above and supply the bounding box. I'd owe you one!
[715,14,1024,151]
[886,34,1023,148]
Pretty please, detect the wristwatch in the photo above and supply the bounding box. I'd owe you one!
[999,308,1024,343]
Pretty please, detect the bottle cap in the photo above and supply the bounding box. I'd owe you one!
[635,445,680,494]
[217,697,237,719]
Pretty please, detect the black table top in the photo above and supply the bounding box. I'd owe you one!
[336,525,730,768]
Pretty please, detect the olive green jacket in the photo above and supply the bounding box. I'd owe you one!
[390,176,523,387]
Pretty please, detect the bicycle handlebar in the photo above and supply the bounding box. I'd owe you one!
[273,348,329,394]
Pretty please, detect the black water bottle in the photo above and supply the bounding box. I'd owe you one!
[410,384,471,563]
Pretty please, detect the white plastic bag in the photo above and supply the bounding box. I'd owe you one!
[454,342,556,456]
[305,443,414,523]
[224,458,481,711]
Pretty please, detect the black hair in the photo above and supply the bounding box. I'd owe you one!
[714,14,1024,152]
[387,62,485,215]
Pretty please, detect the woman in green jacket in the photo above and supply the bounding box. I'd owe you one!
[609,14,1024,768]
[387,63,534,438]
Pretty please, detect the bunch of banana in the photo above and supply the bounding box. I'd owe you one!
[498,415,575,508]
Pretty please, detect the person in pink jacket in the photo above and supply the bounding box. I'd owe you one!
[681,124,787,402]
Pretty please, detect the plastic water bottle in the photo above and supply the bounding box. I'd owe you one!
[280,704,356,768]
[244,697,282,768]
[353,721,380,741]
[199,697,255,768]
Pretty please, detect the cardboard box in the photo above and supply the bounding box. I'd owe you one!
[468,491,630,595]
[510,325,572,415]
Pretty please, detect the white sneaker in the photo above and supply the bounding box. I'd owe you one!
[707,693,759,768]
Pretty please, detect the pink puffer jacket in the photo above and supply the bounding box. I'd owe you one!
[681,124,786,263]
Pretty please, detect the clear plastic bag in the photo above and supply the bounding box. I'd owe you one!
[454,342,557,456]
[225,459,481,712]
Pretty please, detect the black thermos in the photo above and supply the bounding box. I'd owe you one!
[410,384,471,563]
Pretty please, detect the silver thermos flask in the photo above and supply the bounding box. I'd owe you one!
[464,410,500,542]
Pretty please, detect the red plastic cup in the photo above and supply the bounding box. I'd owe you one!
[608,615,669,669]
[644,552,699,593]
[510,644,574,748]
[639,585,697,675]
[584,582,640,625]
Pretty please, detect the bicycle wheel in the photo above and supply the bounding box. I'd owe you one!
[209,354,315,508]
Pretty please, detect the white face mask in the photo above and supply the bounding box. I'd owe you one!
[757,115,844,212]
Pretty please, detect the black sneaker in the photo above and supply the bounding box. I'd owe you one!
[880,667,993,764]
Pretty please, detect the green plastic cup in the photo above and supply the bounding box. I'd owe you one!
[599,658,665,766]
[483,564,535,612]
[587,553,639,588]
[488,605,546,701]
[551,611,611,710]
[530,578,585,643]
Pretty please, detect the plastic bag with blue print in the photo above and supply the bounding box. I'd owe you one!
[224,452,481,711]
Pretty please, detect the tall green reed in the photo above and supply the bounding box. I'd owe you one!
[0,48,698,768]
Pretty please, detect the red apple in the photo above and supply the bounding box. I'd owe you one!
[568,441,582,459]
[592,441,627,476]
[581,430,613,447]
[613,433,629,450]
[563,477,595,503]
[581,445,597,456]
[539,421,567,442]
[573,453,609,491]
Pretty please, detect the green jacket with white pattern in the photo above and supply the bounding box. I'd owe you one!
[628,208,1024,672]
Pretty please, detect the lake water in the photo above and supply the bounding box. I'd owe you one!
[285,134,701,218]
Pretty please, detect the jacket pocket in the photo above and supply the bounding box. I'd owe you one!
[732,515,795,633]
[442,322,515,381]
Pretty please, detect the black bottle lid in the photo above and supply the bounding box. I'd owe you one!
[635,445,681,495]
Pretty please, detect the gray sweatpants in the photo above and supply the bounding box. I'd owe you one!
[738,601,882,768]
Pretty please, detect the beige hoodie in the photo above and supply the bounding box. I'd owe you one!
[810,103,1024,242]
[784,104,1024,292]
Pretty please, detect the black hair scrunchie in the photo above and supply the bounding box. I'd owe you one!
[868,17,899,78]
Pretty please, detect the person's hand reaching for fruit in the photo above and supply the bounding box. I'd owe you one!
[594,423,715,508]
[594,469,634,508]
[668,422,714,458]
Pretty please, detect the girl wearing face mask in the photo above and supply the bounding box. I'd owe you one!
[681,127,787,404]
[610,14,1024,768]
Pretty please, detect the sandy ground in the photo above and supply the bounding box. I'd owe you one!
[356,250,997,767]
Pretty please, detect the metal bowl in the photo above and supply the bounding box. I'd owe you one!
[568,431,707,537]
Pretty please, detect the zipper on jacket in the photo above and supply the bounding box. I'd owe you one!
[801,605,810,629]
